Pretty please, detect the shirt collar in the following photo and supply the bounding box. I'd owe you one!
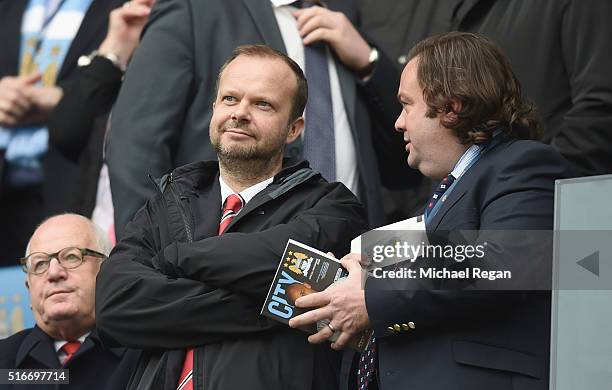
[270,0,296,8]
[450,143,481,180]
[53,332,90,353]
[219,175,274,207]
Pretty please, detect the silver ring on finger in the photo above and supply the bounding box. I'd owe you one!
[327,323,336,333]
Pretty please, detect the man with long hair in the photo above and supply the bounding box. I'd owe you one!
[291,32,574,390]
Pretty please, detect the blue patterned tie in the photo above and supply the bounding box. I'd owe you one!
[357,338,377,389]
[299,0,336,181]
[425,174,456,219]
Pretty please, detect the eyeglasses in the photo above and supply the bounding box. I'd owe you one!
[20,247,107,275]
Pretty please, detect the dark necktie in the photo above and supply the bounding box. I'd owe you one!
[176,194,244,390]
[357,339,377,389]
[298,0,336,181]
[425,174,456,219]
[60,341,81,366]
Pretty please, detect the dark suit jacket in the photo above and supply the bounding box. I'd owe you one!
[0,326,140,390]
[358,138,574,390]
[107,0,414,238]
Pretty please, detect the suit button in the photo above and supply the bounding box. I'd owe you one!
[408,321,415,329]
[387,326,395,333]
[401,323,409,331]
[393,324,401,332]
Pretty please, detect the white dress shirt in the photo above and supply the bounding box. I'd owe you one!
[219,175,274,209]
[54,333,89,364]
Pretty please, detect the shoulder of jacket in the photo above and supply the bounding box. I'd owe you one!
[270,167,323,199]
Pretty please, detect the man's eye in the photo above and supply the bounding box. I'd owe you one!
[222,96,236,103]
[32,259,49,273]
[256,101,271,109]
[63,253,81,263]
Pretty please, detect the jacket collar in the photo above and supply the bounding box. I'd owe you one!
[167,159,320,238]
[164,158,314,192]
[16,326,125,368]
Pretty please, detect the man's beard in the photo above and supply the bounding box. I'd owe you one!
[211,120,287,179]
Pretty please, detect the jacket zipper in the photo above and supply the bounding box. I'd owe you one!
[168,171,194,243]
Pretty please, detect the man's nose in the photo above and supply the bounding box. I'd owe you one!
[46,258,68,281]
[394,111,406,133]
[231,100,251,122]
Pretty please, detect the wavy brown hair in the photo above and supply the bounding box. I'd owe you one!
[407,32,542,144]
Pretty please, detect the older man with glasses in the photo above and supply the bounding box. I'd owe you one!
[0,213,139,390]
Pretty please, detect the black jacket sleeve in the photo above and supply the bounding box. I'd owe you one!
[95,199,280,349]
[48,56,122,163]
[358,49,423,189]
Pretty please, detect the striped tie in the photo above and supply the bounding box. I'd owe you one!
[176,193,244,390]
[60,341,81,366]
[218,194,244,235]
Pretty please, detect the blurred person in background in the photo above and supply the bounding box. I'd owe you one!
[47,0,153,243]
[0,0,124,266]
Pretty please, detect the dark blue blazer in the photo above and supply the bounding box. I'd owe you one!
[0,326,139,390]
[359,137,574,390]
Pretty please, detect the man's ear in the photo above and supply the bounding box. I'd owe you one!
[443,99,462,123]
[286,116,305,144]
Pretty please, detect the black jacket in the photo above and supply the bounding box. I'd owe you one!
[360,138,574,390]
[95,159,368,390]
[0,326,140,390]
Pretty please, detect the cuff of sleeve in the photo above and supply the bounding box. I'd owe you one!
[82,56,124,84]
[365,276,417,338]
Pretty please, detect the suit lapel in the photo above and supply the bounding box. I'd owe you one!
[428,179,469,231]
[16,327,61,368]
[241,0,287,53]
